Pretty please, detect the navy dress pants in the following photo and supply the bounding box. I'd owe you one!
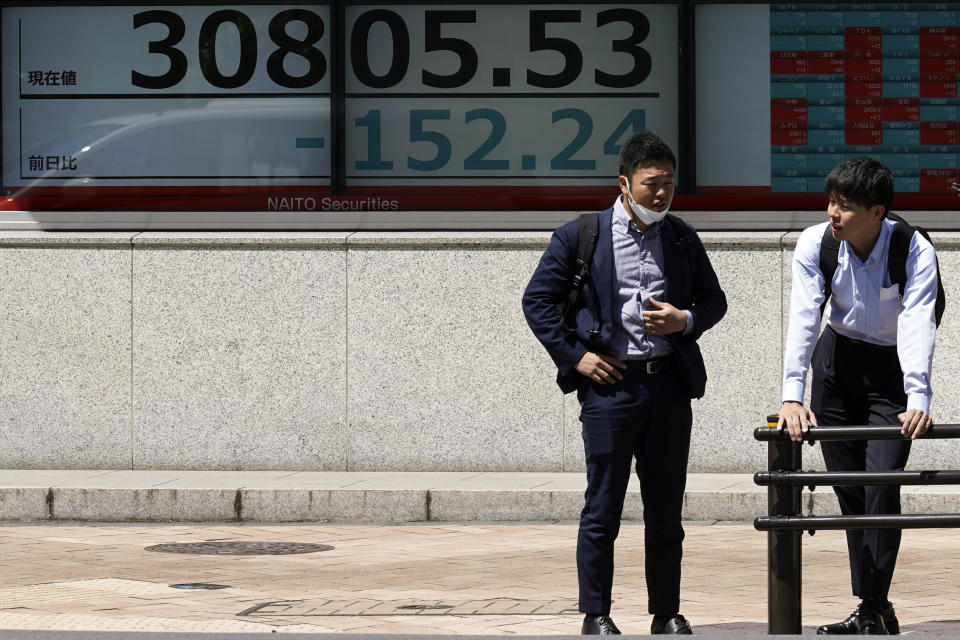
[811,325,911,602]
[576,363,692,617]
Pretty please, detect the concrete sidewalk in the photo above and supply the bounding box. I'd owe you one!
[1,470,960,522]
[3,472,960,635]
[1,520,960,635]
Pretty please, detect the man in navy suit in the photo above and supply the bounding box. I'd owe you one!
[522,132,726,635]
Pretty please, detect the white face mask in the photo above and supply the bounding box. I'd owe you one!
[624,191,669,225]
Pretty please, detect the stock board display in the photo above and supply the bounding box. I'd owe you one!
[0,2,677,212]
[1,2,956,219]
[2,4,331,210]
[770,2,960,194]
[2,4,332,209]
[343,5,677,186]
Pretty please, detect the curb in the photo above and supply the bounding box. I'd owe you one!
[1,471,957,522]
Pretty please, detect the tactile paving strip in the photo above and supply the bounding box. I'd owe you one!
[238,599,580,616]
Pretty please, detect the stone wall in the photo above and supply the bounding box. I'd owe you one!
[0,229,957,472]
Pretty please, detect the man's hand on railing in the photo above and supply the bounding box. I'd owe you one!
[778,401,819,442]
[899,409,933,440]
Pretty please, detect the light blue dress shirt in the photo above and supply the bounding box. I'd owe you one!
[609,196,693,360]
[782,218,938,412]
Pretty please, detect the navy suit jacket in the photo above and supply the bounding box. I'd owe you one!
[522,206,727,398]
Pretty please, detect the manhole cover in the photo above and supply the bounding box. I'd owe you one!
[170,583,230,590]
[145,541,333,555]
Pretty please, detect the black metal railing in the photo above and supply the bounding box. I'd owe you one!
[753,416,960,634]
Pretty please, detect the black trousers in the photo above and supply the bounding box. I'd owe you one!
[576,361,692,616]
[811,325,911,602]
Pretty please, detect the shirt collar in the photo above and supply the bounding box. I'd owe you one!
[845,217,893,266]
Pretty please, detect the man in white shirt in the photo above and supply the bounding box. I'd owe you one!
[778,158,938,635]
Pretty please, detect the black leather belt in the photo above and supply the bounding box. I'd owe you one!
[828,325,898,352]
[623,356,673,374]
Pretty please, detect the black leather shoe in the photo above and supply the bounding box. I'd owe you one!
[857,608,888,635]
[817,610,860,635]
[879,601,900,635]
[582,615,621,635]
[651,614,692,634]
[817,603,894,635]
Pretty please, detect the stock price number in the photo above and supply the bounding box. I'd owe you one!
[354,107,645,172]
[351,8,652,89]
[131,9,326,89]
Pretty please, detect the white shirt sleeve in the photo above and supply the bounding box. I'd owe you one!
[782,225,827,404]
[897,232,938,413]
[682,309,694,335]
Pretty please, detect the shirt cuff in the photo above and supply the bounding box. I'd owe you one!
[907,393,931,414]
[781,381,805,405]
[682,310,694,335]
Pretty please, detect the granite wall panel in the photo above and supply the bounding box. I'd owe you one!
[0,235,133,468]
[130,234,349,470]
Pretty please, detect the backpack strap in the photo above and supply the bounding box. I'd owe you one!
[886,212,911,299]
[560,212,599,330]
[819,224,840,318]
[886,211,945,327]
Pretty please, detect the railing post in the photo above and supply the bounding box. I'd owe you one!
[756,422,960,633]
[766,415,802,634]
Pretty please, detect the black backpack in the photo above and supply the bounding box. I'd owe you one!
[558,212,697,334]
[819,212,945,326]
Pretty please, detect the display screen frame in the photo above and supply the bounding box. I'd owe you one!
[0,0,957,230]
